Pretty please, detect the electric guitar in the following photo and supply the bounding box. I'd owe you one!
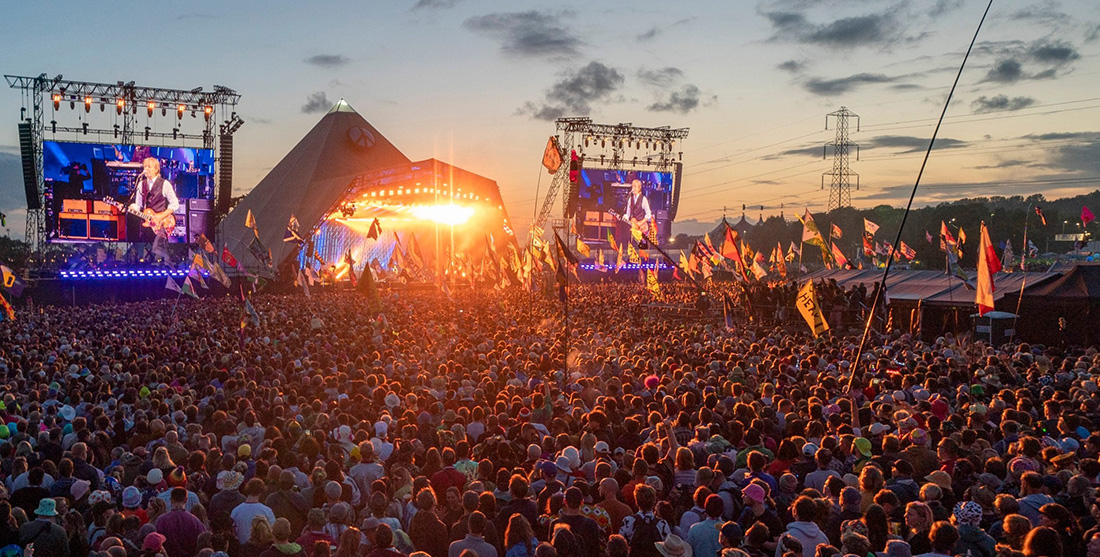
[608,209,651,237]
[101,198,177,236]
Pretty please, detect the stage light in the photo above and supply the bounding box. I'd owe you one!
[147,101,155,117]
[204,106,213,121]
[116,99,125,115]
[173,128,178,140]
[601,139,606,148]
[161,107,167,117]
[50,120,56,133]
[411,204,474,226]
[70,101,75,110]
[191,109,196,118]
[113,124,119,138]
[82,122,88,135]
[84,97,92,112]
[144,127,150,141]
[52,94,61,110]
[177,104,186,119]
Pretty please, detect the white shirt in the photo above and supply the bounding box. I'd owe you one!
[130,176,180,213]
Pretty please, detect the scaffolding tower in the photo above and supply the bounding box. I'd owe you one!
[822,106,860,213]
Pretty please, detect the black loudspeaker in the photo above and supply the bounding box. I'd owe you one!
[59,216,88,239]
[216,133,233,215]
[187,210,209,243]
[88,216,119,240]
[18,122,41,210]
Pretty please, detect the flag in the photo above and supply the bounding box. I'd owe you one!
[899,241,917,261]
[245,209,257,236]
[645,268,660,298]
[795,281,829,337]
[787,242,800,260]
[283,214,304,244]
[751,253,768,280]
[799,210,826,248]
[774,242,787,278]
[940,221,957,248]
[1034,206,1047,226]
[957,227,967,245]
[296,268,312,298]
[247,236,270,266]
[408,234,424,268]
[862,235,875,258]
[187,266,209,290]
[722,294,735,330]
[344,251,358,287]
[367,218,381,240]
[1084,206,1096,226]
[925,230,933,244]
[195,233,214,253]
[830,242,850,269]
[244,299,260,327]
[595,249,608,273]
[831,223,842,239]
[0,265,25,299]
[222,247,238,268]
[181,277,200,299]
[1002,240,1014,271]
[606,230,618,253]
[165,276,182,294]
[554,232,578,267]
[721,225,749,281]
[976,222,1000,315]
[863,218,879,237]
[542,136,563,174]
[0,293,13,321]
[576,237,591,257]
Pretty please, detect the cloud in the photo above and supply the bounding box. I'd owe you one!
[637,67,684,88]
[762,145,822,160]
[305,54,350,68]
[1047,137,1100,175]
[647,84,712,114]
[1025,131,1095,142]
[1087,24,1100,43]
[802,73,895,96]
[968,159,1036,170]
[865,135,968,153]
[520,62,624,121]
[776,60,805,73]
[1009,5,1072,27]
[245,115,273,125]
[928,0,964,17]
[983,59,1024,83]
[301,92,331,114]
[763,9,903,49]
[637,27,660,41]
[464,11,580,58]
[970,95,1037,114]
[412,0,463,10]
[1027,40,1079,64]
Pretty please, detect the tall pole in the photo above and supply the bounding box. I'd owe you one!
[1010,205,1032,340]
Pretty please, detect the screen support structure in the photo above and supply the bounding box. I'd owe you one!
[5,74,242,256]
[531,118,688,247]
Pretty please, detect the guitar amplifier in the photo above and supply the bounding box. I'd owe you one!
[88,214,120,240]
[91,201,116,215]
[59,215,89,239]
[62,199,90,214]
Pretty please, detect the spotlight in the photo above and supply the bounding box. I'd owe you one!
[82,122,88,135]
[84,97,92,112]
[116,99,125,115]
[144,126,150,141]
[161,107,167,117]
[50,120,56,133]
[113,124,119,138]
[100,101,105,112]
[190,109,196,119]
[173,128,178,140]
[70,101,75,110]
[203,106,212,121]
[52,94,61,110]
[177,104,185,120]
[147,101,155,117]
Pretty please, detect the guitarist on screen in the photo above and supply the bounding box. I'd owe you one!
[129,157,179,261]
[619,178,652,245]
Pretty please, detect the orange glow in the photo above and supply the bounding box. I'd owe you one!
[410,204,474,226]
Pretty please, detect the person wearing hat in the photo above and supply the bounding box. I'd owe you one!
[950,501,994,557]
[156,466,200,511]
[19,498,70,556]
[155,487,207,557]
[735,484,783,548]
[210,470,245,528]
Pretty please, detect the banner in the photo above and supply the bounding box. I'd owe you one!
[796,281,830,337]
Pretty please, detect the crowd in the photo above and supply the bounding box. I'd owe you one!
[0,281,1097,557]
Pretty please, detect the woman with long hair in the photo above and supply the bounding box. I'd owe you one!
[334,527,362,557]
[861,503,890,553]
[505,514,538,557]
[1022,526,1062,557]
[243,515,275,555]
[63,510,89,557]
[998,514,1031,552]
[903,501,933,555]
[1038,503,1081,557]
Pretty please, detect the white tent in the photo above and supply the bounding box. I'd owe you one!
[218,100,410,270]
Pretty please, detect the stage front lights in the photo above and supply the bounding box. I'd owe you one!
[84,97,92,112]
[147,101,156,117]
[203,106,213,121]
[177,104,186,119]
[116,99,125,115]
[52,94,61,110]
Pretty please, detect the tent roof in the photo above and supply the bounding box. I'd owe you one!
[806,268,1059,306]
[218,100,411,268]
[1022,263,1100,299]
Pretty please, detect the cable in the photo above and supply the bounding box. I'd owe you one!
[850,0,995,391]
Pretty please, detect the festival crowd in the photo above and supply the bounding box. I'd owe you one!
[0,282,1097,557]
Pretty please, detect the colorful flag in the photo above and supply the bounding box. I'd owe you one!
[899,241,917,261]
[284,214,304,244]
[799,210,826,248]
[344,251,358,288]
[940,221,957,248]
[721,226,749,281]
[862,235,875,258]
[576,237,591,257]
[1002,240,1014,271]
[831,223,843,239]
[165,276,182,294]
[296,268,312,298]
[751,253,768,280]
[1034,206,1047,226]
[1083,206,1096,226]
[645,268,660,298]
[606,230,619,253]
[795,281,829,337]
[0,265,25,299]
[244,299,260,327]
[774,242,787,278]
[0,292,13,321]
[181,277,200,299]
[247,236,270,266]
[830,242,850,269]
[367,218,382,240]
[957,227,967,245]
[863,218,880,237]
[244,209,257,236]
[976,222,1001,315]
[222,247,238,268]
[542,136,563,174]
[195,234,214,253]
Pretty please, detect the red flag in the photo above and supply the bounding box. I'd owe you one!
[1083,206,1095,226]
[721,225,749,281]
[976,222,1000,315]
[1034,206,1047,226]
[940,221,957,247]
[222,247,238,268]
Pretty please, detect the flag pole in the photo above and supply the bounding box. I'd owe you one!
[848,0,994,391]
[1010,204,1032,340]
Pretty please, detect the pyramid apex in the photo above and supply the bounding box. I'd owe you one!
[328,98,357,114]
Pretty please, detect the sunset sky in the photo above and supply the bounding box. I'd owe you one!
[1,0,1098,237]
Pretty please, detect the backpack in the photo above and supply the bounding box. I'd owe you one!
[627,514,663,557]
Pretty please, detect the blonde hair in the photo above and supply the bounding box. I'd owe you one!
[142,157,161,173]
[250,515,273,545]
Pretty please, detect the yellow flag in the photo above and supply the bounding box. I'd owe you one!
[576,237,591,257]
[646,268,660,298]
[796,281,830,337]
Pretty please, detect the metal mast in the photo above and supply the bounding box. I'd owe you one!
[822,106,860,213]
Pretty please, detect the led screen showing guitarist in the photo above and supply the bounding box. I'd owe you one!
[129,157,179,259]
